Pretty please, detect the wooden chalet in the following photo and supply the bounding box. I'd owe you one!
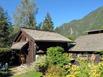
[70,29,103,63]
[11,28,71,65]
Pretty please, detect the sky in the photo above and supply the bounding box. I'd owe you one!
[0,0,103,27]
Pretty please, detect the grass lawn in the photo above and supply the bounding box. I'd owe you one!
[12,71,42,77]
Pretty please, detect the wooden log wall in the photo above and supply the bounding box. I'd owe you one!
[26,39,36,64]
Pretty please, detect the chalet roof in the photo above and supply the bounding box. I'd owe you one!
[11,42,27,50]
[71,33,103,51]
[86,29,103,34]
[21,28,71,42]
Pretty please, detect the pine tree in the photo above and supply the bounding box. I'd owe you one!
[0,6,10,47]
[14,0,37,29]
[41,13,54,31]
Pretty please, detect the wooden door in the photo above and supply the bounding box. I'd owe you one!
[19,53,26,65]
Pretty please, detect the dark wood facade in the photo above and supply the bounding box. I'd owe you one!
[68,51,100,63]
[12,28,70,65]
[12,30,36,65]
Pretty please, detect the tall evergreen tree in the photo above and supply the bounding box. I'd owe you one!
[14,0,37,29]
[0,6,11,47]
[41,13,54,31]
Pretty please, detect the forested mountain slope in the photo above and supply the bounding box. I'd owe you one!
[55,6,103,40]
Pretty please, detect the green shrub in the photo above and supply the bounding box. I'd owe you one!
[98,62,103,77]
[35,55,47,67]
[65,60,103,77]
[77,61,90,77]
[47,46,70,67]
[0,48,11,53]
[44,65,65,77]
[35,55,47,74]
[0,48,12,65]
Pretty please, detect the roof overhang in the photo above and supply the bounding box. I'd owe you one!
[11,41,28,50]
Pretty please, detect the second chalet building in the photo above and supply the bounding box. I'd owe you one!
[70,29,103,63]
[11,28,71,65]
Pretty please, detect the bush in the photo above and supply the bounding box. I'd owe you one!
[65,59,103,77]
[0,48,12,65]
[47,46,70,67]
[35,47,71,75]
[0,48,11,53]
[44,65,65,77]
[98,62,103,77]
[35,55,47,74]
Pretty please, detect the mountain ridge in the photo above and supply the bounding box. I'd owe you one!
[55,6,103,40]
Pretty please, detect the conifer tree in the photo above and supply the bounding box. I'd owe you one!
[0,6,10,47]
[14,0,37,29]
[41,13,54,31]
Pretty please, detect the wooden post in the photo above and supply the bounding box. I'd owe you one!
[26,40,36,65]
